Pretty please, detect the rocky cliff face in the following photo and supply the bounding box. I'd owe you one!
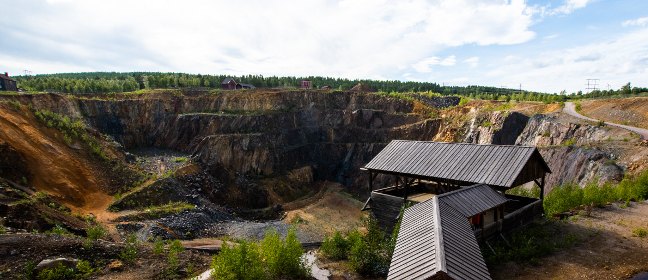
[463,111,529,145]
[2,90,440,208]
[516,114,610,146]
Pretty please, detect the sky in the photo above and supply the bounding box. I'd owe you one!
[0,0,647,93]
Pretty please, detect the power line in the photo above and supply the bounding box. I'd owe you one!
[586,78,600,92]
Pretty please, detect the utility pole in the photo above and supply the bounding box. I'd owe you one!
[586,79,600,92]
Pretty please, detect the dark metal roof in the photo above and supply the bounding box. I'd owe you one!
[364,140,550,188]
[438,199,492,280]
[439,184,508,217]
[221,77,236,84]
[0,74,16,82]
[387,196,491,280]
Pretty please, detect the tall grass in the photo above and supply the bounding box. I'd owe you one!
[544,170,648,216]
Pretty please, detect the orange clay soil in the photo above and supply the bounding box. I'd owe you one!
[0,104,116,220]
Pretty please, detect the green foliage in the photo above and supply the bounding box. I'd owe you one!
[575,101,582,112]
[561,138,576,146]
[0,224,6,234]
[483,220,580,266]
[348,218,391,276]
[35,260,94,280]
[153,237,165,255]
[481,120,492,127]
[543,170,648,216]
[211,241,265,280]
[33,110,107,159]
[320,231,352,260]
[119,234,139,264]
[164,240,184,279]
[633,227,648,238]
[582,182,614,207]
[47,224,71,236]
[85,224,107,241]
[458,96,470,106]
[23,261,36,279]
[506,185,541,199]
[543,183,583,216]
[173,157,188,163]
[211,228,308,280]
[13,72,576,102]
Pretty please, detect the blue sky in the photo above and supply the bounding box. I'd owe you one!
[0,0,646,93]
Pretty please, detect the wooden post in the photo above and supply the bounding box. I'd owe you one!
[540,173,546,200]
[369,171,374,191]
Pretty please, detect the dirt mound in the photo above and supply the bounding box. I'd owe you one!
[0,104,112,213]
[580,97,648,129]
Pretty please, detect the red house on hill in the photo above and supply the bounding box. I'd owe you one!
[0,72,17,91]
[300,80,312,89]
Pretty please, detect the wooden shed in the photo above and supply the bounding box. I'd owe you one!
[362,140,550,232]
[0,72,17,91]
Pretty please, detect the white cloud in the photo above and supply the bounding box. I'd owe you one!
[463,57,480,68]
[483,28,648,93]
[412,56,456,73]
[0,0,535,78]
[549,0,591,15]
[623,17,648,27]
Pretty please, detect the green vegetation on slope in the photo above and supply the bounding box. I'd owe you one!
[543,169,648,216]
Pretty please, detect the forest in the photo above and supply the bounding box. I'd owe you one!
[12,72,647,102]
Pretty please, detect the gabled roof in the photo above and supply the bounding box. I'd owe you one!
[387,195,491,280]
[221,77,236,84]
[364,140,550,188]
[0,74,16,82]
[439,184,508,217]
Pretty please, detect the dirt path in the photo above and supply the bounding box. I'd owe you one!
[493,201,648,279]
[564,102,648,139]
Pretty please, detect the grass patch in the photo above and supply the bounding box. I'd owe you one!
[561,138,576,147]
[119,234,139,264]
[36,260,95,280]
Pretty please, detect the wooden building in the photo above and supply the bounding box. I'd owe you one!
[362,140,552,280]
[362,140,549,232]
[221,78,255,90]
[300,80,312,89]
[0,72,17,91]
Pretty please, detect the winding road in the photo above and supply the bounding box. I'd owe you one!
[564,102,648,140]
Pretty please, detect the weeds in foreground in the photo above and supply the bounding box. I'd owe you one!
[211,228,309,280]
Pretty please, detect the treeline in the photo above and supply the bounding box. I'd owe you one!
[15,72,561,102]
[570,82,648,99]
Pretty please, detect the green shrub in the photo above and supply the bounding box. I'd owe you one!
[633,227,648,238]
[36,260,94,280]
[47,224,71,236]
[348,218,391,276]
[119,234,139,264]
[582,182,614,207]
[85,225,107,241]
[320,231,351,260]
[165,240,184,279]
[543,183,583,216]
[153,237,165,255]
[211,228,308,280]
[211,241,265,280]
